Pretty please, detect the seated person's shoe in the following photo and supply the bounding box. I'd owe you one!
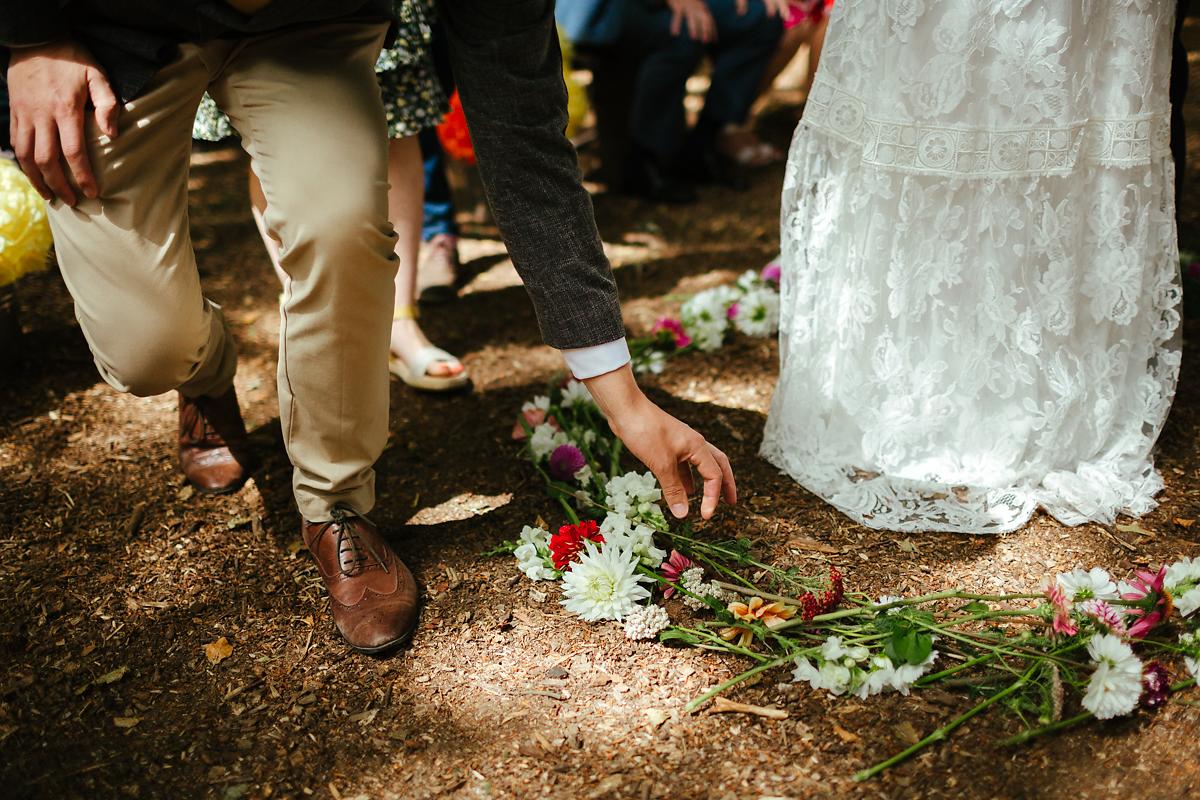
[621,149,697,205]
[178,387,254,494]
[302,507,419,655]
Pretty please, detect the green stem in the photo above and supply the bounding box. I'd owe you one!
[557,496,580,525]
[683,652,797,714]
[998,711,1091,746]
[854,662,1039,782]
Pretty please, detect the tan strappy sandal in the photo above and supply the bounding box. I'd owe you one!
[388,305,470,392]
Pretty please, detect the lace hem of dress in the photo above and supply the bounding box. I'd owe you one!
[759,438,1166,535]
[803,77,1172,179]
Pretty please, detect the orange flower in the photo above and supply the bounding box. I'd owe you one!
[729,596,797,629]
[718,597,797,649]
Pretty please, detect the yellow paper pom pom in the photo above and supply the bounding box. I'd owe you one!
[0,158,53,288]
[558,27,591,140]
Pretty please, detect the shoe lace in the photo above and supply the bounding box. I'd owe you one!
[316,507,391,577]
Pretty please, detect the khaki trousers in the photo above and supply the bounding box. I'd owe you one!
[46,22,399,522]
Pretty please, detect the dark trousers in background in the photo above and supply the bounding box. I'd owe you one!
[420,19,458,241]
[622,0,782,160]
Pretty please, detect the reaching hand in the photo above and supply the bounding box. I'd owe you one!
[7,41,120,206]
[737,0,792,18]
[583,365,736,520]
[666,0,717,43]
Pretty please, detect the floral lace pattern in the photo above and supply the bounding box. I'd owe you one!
[761,0,1181,534]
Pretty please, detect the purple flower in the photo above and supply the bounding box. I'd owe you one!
[548,443,586,482]
[1140,661,1170,709]
[761,262,782,284]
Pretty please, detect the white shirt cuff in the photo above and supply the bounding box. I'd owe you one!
[562,337,631,380]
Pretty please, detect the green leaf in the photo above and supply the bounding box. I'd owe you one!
[658,628,702,646]
[959,601,989,614]
[480,540,519,557]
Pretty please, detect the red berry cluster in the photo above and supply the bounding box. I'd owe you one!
[798,565,845,622]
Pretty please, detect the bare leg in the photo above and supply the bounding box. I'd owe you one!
[386,135,463,379]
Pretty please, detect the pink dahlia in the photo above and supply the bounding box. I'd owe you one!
[761,262,782,284]
[660,550,694,598]
[1121,566,1172,639]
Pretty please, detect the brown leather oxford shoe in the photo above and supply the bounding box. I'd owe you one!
[178,387,254,494]
[302,507,419,654]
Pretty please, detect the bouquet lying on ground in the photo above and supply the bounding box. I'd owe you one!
[630,261,781,375]
[498,379,1200,781]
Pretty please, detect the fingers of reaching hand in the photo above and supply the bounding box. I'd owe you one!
[688,442,733,520]
[57,109,97,200]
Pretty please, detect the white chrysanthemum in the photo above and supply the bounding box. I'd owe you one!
[1082,633,1143,720]
[574,464,593,485]
[1180,632,1199,681]
[522,395,550,413]
[1165,557,1200,617]
[623,604,671,640]
[791,655,852,696]
[560,541,651,622]
[560,379,595,409]
[731,286,780,337]
[1055,567,1120,602]
[605,471,664,522]
[529,423,569,461]
[599,513,667,568]
[514,525,557,581]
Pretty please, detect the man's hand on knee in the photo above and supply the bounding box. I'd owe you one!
[7,41,119,206]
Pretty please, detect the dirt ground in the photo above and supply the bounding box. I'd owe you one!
[3,25,1200,800]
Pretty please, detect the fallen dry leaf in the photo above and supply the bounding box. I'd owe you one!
[787,537,841,554]
[710,697,788,719]
[204,637,234,665]
[831,721,860,743]
[642,708,669,729]
[1174,518,1195,529]
[94,666,128,686]
[893,720,921,746]
[113,716,140,729]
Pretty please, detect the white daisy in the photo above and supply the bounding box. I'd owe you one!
[1165,557,1200,617]
[1055,567,1120,602]
[513,525,557,582]
[735,269,762,292]
[529,423,568,461]
[560,379,594,409]
[623,604,671,641]
[874,595,904,615]
[560,541,651,622]
[731,286,780,338]
[1081,633,1143,720]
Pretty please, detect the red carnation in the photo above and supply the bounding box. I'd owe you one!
[549,520,604,571]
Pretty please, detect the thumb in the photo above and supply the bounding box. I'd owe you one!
[656,463,690,519]
[87,68,119,138]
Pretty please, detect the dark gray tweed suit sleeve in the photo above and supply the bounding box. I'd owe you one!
[437,0,627,351]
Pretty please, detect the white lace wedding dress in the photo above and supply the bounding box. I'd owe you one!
[761,0,1182,534]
